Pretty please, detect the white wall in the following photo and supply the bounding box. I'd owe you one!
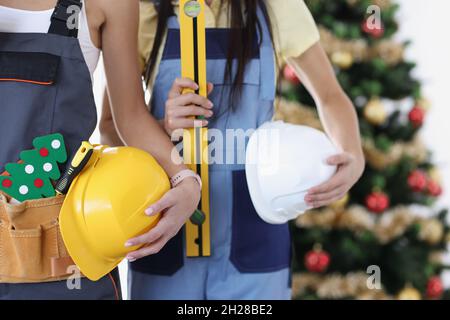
[396,0,450,209]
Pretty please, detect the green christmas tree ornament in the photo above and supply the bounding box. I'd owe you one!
[0,133,67,202]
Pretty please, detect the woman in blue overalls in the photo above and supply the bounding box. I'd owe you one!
[0,0,201,300]
[102,0,365,300]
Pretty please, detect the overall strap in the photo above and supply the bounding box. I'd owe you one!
[48,0,83,38]
[257,3,276,101]
[167,15,180,29]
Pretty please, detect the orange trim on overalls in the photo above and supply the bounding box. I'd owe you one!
[0,78,53,85]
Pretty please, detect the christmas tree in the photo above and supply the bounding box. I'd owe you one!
[277,0,450,299]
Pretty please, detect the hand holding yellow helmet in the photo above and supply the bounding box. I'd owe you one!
[59,144,170,281]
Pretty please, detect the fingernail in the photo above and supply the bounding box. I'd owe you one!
[127,257,137,262]
[203,120,209,126]
[207,111,213,117]
[194,83,199,89]
[145,208,154,216]
[125,241,134,247]
[208,101,214,108]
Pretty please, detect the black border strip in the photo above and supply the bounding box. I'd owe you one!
[193,15,204,257]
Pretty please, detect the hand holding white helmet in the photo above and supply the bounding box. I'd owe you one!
[245,121,338,224]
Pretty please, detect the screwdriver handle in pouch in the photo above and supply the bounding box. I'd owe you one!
[56,142,94,195]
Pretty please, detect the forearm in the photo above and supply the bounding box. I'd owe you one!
[100,1,186,178]
[114,102,185,177]
[287,43,364,167]
[103,81,185,177]
[317,89,364,162]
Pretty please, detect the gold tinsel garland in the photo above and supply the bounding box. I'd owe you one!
[363,136,428,170]
[319,27,405,66]
[296,205,445,245]
[274,98,323,130]
[292,272,390,299]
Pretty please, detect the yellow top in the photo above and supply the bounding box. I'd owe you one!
[138,0,320,77]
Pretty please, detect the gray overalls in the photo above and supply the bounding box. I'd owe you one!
[0,0,119,300]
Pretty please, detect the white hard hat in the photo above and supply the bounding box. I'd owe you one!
[245,121,338,224]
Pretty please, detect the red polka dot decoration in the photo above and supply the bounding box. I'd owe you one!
[34,178,44,188]
[2,179,13,188]
[39,147,49,157]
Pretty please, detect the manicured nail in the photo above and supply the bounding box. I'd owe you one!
[125,241,134,247]
[145,208,154,216]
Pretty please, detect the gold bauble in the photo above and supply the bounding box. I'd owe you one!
[330,193,350,211]
[331,51,354,69]
[397,286,421,300]
[419,219,444,245]
[364,99,387,125]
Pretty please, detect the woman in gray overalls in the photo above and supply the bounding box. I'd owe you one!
[114,0,365,300]
[0,0,201,300]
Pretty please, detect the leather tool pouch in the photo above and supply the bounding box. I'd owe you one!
[0,192,78,283]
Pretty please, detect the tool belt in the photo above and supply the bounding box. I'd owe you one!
[0,192,79,283]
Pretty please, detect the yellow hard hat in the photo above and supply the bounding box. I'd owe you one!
[59,145,170,281]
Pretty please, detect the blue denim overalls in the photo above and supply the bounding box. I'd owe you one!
[0,0,119,300]
[129,4,291,300]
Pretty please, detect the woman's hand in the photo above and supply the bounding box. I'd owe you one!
[164,78,214,136]
[125,178,201,261]
[305,152,365,208]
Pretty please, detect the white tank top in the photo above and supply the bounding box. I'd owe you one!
[0,1,100,78]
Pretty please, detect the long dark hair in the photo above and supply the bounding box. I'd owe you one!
[145,0,276,108]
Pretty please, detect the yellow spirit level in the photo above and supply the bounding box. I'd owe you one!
[180,0,211,257]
